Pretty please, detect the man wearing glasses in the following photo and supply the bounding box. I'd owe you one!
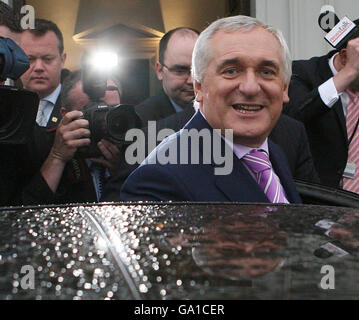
[135,27,200,125]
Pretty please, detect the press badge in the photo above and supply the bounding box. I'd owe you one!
[343,162,356,179]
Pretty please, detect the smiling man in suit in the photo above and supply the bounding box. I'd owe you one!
[119,15,301,203]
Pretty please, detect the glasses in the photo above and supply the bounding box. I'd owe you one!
[161,63,192,79]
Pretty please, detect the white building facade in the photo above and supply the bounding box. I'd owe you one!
[253,0,359,60]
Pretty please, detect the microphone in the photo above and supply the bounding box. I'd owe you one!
[318,5,340,33]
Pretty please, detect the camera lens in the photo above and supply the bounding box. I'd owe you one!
[0,86,39,144]
[106,105,142,142]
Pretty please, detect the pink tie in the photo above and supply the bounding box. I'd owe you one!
[242,150,288,203]
[343,89,359,193]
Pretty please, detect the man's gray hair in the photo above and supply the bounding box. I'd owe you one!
[192,15,292,84]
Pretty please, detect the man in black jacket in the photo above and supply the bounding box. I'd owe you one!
[18,70,123,205]
[284,20,359,190]
[0,2,27,206]
[20,19,66,129]
[135,27,199,125]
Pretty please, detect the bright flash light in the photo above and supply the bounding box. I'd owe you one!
[89,51,119,71]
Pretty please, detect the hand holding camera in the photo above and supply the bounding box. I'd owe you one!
[50,110,91,164]
[51,108,123,178]
[90,139,122,177]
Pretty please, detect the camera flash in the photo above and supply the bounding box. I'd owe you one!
[89,51,119,71]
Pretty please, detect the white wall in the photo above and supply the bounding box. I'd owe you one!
[254,0,359,60]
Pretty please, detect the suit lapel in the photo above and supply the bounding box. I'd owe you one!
[185,112,301,203]
[215,155,269,203]
[333,102,348,144]
[46,96,62,129]
[159,90,178,118]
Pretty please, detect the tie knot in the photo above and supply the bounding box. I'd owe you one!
[242,149,271,173]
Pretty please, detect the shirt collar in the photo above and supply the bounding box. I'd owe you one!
[43,84,61,105]
[169,97,184,113]
[231,139,269,160]
[328,52,339,76]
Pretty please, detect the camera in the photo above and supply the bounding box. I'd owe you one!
[80,101,142,157]
[0,36,39,145]
[0,85,39,144]
[0,37,29,81]
[78,51,142,157]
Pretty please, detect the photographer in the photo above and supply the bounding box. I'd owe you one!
[19,70,123,204]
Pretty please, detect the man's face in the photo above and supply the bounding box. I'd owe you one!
[193,219,286,279]
[64,79,121,112]
[156,32,198,108]
[196,27,289,147]
[20,30,66,99]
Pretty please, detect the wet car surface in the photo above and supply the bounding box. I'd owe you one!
[1,202,359,300]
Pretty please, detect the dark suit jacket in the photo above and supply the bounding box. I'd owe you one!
[12,94,99,205]
[0,144,32,206]
[19,115,102,205]
[135,89,177,125]
[0,92,63,206]
[270,114,319,184]
[101,95,196,200]
[26,94,63,169]
[18,157,98,205]
[119,111,302,203]
[283,51,347,188]
[102,109,318,201]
